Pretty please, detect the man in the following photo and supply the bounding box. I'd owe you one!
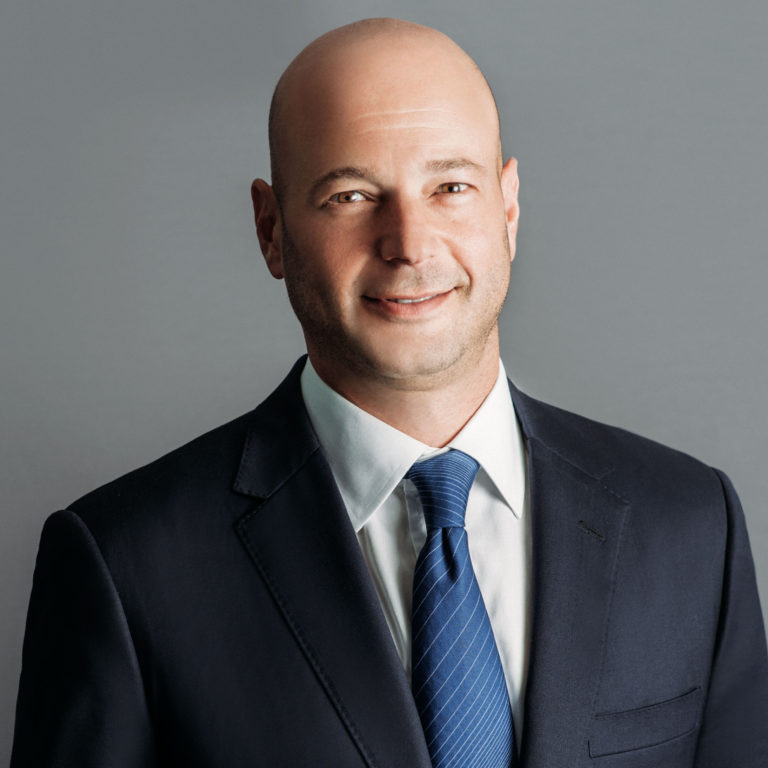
[11,17,768,768]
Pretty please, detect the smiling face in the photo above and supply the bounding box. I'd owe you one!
[253,20,519,397]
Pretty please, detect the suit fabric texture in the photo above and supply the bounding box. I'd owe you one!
[11,357,768,767]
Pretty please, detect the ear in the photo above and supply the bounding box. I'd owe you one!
[251,178,284,279]
[500,157,520,262]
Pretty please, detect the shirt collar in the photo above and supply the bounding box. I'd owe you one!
[448,362,525,520]
[301,359,525,532]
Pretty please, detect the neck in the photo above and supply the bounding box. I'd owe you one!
[308,342,501,447]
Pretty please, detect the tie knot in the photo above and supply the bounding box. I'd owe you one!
[406,450,479,529]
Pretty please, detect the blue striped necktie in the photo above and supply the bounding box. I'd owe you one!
[408,450,516,768]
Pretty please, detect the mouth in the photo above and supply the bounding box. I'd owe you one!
[362,289,453,317]
[384,294,442,305]
[364,289,450,302]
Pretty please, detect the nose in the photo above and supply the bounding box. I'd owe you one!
[376,197,440,264]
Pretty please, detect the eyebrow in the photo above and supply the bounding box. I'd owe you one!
[423,158,484,174]
[308,166,376,199]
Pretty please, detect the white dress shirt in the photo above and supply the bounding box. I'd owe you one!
[301,358,531,734]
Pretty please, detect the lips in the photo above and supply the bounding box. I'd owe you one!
[385,294,441,304]
[362,289,453,317]
[364,290,450,303]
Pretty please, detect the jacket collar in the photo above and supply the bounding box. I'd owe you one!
[233,357,319,499]
[234,357,618,499]
[508,378,616,482]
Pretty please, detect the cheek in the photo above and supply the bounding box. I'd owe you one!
[455,219,510,268]
[446,196,507,245]
[463,226,512,299]
[285,238,363,305]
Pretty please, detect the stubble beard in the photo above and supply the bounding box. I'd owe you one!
[279,224,511,392]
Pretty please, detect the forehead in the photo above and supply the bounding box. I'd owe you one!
[276,34,500,186]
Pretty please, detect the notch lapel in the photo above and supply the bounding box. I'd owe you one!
[510,385,631,767]
[233,361,431,768]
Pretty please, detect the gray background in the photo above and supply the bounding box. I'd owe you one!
[2,0,766,758]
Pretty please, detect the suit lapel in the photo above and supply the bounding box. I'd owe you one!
[233,361,431,768]
[510,384,631,766]
[519,439,630,766]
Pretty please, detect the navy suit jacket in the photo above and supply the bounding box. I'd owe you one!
[11,358,768,766]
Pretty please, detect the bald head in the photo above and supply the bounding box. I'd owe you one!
[251,17,520,417]
[268,18,501,203]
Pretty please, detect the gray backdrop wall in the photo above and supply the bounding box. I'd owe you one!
[2,0,766,758]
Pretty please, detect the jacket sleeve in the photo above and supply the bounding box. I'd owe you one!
[694,470,768,767]
[10,509,158,767]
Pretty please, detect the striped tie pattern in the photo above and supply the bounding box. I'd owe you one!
[408,450,515,768]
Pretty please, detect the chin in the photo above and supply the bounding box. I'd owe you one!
[355,343,467,388]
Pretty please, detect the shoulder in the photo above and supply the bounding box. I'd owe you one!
[65,359,312,542]
[509,381,728,510]
[64,409,257,541]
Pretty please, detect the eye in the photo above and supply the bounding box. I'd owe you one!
[436,182,469,194]
[328,190,367,204]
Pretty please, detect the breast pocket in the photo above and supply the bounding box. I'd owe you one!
[588,687,702,759]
